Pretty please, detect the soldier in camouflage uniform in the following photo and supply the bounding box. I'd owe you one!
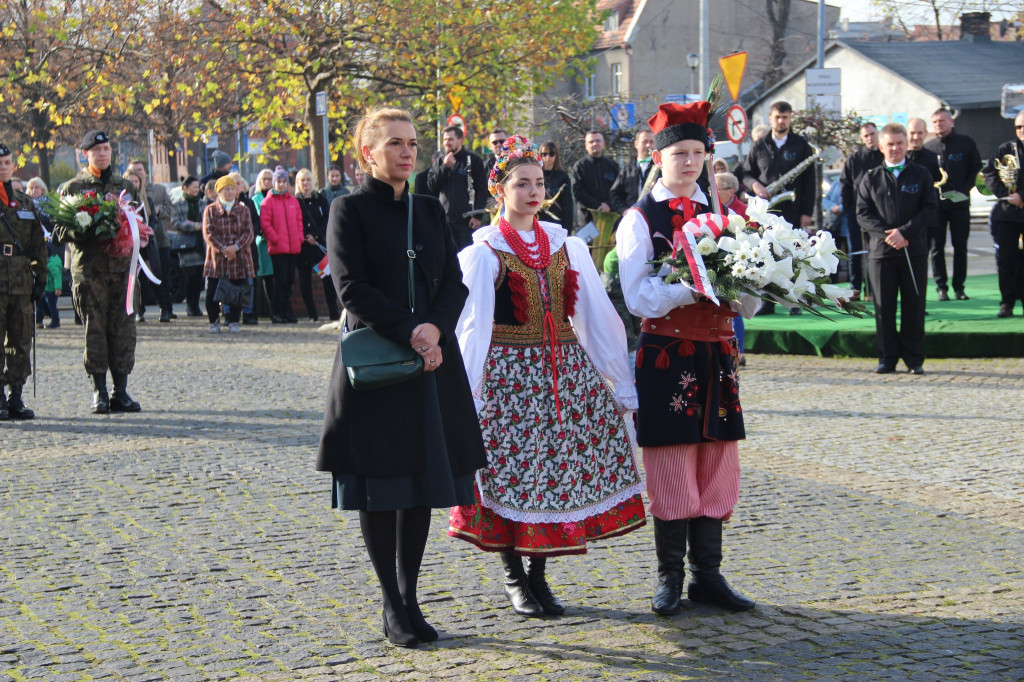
[53,131,142,414]
[0,143,48,420]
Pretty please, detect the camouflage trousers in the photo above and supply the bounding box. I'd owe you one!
[72,271,138,376]
[0,293,33,387]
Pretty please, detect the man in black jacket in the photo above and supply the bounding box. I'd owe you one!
[571,130,619,230]
[983,111,1024,318]
[838,122,882,299]
[925,109,982,301]
[857,123,937,375]
[735,101,815,230]
[609,128,655,212]
[426,125,488,250]
[906,119,941,183]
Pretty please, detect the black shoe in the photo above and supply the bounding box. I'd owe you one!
[381,611,418,648]
[0,390,8,420]
[91,373,109,414]
[186,307,203,317]
[955,291,969,301]
[46,322,60,329]
[5,386,34,420]
[789,307,802,315]
[160,309,172,323]
[998,303,1013,318]
[135,312,146,323]
[285,315,298,323]
[499,552,544,617]
[404,602,438,642]
[526,557,565,616]
[242,313,259,325]
[908,365,925,375]
[651,518,687,616]
[936,288,949,301]
[109,374,141,412]
[271,315,287,324]
[686,516,755,612]
[874,363,895,374]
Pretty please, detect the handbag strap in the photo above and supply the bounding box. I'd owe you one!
[406,192,415,313]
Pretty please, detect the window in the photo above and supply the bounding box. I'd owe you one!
[611,63,622,95]
[585,73,596,99]
[604,8,619,32]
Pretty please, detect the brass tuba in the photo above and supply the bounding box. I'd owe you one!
[994,154,1019,194]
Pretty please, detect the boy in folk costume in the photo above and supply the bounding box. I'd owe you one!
[617,101,760,614]
[449,135,645,617]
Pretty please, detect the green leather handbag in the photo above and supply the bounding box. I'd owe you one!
[340,193,424,391]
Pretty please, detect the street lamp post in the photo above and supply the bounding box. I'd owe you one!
[687,52,699,96]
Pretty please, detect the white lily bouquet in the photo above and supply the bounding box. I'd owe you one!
[650,196,868,318]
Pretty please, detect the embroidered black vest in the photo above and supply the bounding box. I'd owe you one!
[631,191,712,261]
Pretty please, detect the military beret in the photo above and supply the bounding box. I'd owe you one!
[79,130,111,150]
[0,143,10,157]
[214,175,237,193]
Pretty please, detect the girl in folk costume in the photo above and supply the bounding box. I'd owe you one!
[617,101,761,615]
[449,135,645,617]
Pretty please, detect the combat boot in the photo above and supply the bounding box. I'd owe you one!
[109,373,141,412]
[499,552,543,617]
[6,385,35,420]
[91,373,110,414]
[0,387,8,420]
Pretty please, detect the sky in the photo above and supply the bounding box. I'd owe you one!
[826,0,1017,22]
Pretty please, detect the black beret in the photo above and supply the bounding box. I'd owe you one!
[0,143,10,157]
[79,130,111,150]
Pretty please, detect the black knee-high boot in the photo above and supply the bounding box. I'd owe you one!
[651,517,687,615]
[396,507,437,642]
[359,511,418,647]
[526,557,564,615]
[499,552,543,617]
[686,516,755,611]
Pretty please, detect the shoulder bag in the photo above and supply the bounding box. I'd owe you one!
[213,278,252,308]
[340,194,424,391]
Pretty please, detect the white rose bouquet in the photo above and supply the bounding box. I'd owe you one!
[650,197,868,317]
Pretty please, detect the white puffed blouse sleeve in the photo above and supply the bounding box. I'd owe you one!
[616,208,698,318]
[455,243,499,413]
[564,236,638,411]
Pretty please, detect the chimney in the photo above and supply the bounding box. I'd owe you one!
[960,12,991,42]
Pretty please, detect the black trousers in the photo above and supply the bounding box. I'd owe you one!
[867,255,926,367]
[297,245,339,320]
[269,253,296,318]
[993,218,1024,307]
[843,211,865,292]
[928,205,971,293]
[184,265,204,313]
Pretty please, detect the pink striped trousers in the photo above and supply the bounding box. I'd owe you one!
[642,441,740,521]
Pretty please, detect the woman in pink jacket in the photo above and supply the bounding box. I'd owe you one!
[260,166,304,323]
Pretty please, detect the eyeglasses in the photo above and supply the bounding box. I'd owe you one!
[539,152,555,157]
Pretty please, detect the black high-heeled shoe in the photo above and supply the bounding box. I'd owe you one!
[382,611,418,648]
[405,602,438,642]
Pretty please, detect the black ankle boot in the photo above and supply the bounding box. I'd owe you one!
[109,373,141,412]
[91,373,109,414]
[526,557,565,615]
[686,516,755,611]
[651,517,687,615]
[499,552,543,617]
[6,385,34,420]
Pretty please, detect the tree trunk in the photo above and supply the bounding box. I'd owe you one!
[306,87,330,190]
[764,0,793,89]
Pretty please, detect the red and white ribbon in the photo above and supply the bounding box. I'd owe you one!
[119,190,161,315]
[670,213,729,307]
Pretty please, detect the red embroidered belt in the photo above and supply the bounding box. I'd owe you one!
[641,302,737,342]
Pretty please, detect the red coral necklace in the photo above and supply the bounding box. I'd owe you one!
[499,216,550,270]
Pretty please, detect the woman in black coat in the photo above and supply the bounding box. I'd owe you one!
[295,168,339,321]
[539,141,574,231]
[318,107,486,648]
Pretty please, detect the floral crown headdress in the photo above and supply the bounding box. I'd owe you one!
[487,134,543,197]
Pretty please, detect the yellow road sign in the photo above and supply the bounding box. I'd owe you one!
[718,52,748,102]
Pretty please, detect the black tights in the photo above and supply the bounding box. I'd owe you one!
[359,508,432,633]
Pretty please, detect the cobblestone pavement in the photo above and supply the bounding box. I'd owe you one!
[2,319,1022,681]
